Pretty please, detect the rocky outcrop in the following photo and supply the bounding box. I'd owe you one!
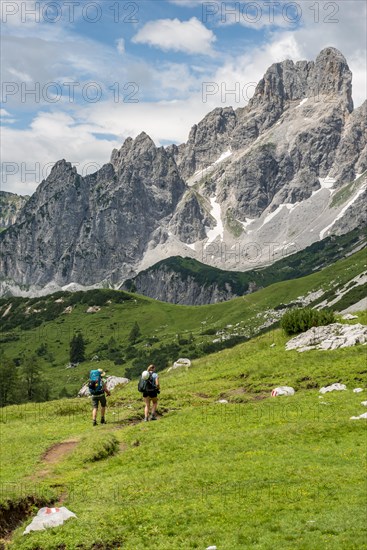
[0,191,29,229]
[286,323,367,352]
[168,190,214,243]
[122,265,239,305]
[171,107,237,179]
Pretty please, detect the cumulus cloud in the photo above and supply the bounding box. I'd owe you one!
[132,17,216,55]
[1,111,121,195]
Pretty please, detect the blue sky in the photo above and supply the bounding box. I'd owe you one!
[1,0,366,195]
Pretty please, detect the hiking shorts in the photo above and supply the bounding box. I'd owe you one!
[143,391,158,399]
[91,393,107,408]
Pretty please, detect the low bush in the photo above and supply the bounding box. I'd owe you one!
[280,307,336,335]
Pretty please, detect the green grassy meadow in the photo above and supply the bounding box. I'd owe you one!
[1,317,366,549]
[0,248,366,399]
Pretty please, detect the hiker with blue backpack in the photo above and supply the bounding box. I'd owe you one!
[138,364,160,421]
[88,369,111,426]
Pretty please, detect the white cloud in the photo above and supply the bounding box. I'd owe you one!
[116,38,125,56]
[132,17,216,55]
[8,68,33,82]
[0,108,16,124]
[1,111,121,195]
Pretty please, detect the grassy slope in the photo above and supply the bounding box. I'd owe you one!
[0,248,366,398]
[1,316,366,549]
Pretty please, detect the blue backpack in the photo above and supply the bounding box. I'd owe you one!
[88,370,103,395]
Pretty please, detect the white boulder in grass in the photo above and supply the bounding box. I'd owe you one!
[86,305,101,313]
[353,388,364,393]
[271,386,295,397]
[350,412,367,420]
[78,376,129,397]
[360,401,367,406]
[319,383,346,394]
[168,358,191,372]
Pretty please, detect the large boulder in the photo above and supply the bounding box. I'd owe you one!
[167,358,191,372]
[78,376,129,397]
[271,386,295,397]
[319,383,346,394]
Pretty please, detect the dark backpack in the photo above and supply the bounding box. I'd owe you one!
[88,369,103,395]
[138,374,156,394]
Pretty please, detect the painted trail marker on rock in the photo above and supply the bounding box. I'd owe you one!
[23,507,77,534]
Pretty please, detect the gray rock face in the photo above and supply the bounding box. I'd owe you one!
[330,100,367,183]
[122,265,238,305]
[0,47,366,297]
[0,191,29,229]
[173,107,237,179]
[168,190,214,243]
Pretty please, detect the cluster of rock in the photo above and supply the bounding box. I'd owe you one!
[286,323,367,352]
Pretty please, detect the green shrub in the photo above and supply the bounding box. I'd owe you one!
[202,328,217,335]
[280,307,336,335]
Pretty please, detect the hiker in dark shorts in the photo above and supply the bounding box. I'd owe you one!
[144,364,160,422]
[91,369,110,426]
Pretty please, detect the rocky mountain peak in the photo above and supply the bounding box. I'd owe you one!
[48,159,75,177]
[110,132,157,170]
[251,47,352,110]
[312,47,353,110]
[36,159,80,198]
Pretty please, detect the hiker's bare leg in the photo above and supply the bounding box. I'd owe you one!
[152,397,158,415]
[101,406,106,419]
[144,397,150,418]
[92,407,98,421]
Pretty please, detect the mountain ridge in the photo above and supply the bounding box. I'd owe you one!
[1,47,366,297]
[122,228,366,304]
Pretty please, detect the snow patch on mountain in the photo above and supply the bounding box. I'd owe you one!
[214,150,232,164]
[296,97,308,109]
[319,176,336,189]
[188,150,233,187]
[206,197,224,244]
